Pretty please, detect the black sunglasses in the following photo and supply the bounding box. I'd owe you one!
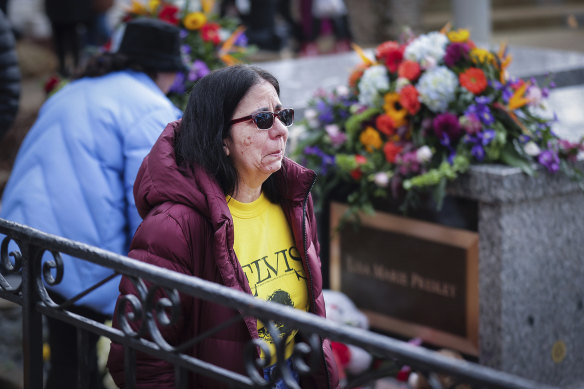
[230,108,294,130]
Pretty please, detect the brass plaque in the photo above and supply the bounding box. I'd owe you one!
[329,202,479,355]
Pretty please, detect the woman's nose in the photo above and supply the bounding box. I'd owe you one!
[270,117,289,138]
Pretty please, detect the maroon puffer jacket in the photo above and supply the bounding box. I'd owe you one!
[107,120,339,388]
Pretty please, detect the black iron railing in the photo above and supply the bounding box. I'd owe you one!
[0,218,553,389]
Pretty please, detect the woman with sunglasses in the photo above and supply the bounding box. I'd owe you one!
[107,64,339,389]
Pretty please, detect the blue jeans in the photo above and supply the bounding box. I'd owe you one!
[263,358,299,389]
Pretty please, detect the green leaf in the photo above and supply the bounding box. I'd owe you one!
[500,142,535,176]
[345,108,381,138]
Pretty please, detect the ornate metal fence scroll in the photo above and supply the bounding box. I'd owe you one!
[0,218,555,389]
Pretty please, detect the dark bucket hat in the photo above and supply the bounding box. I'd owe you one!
[116,18,188,73]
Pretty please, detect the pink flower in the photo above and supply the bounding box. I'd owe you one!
[325,124,347,147]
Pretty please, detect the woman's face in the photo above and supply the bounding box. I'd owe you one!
[224,80,288,189]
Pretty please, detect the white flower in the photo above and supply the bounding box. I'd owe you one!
[304,108,319,128]
[404,32,448,64]
[524,141,541,156]
[335,85,350,98]
[416,66,458,112]
[304,108,317,120]
[526,85,543,107]
[420,55,437,70]
[358,65,390,107]
[373,172,390,187]
[218,28,231,42]
[395,77,410,92]
[416,146,433,163]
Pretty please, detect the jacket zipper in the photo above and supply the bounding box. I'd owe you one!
[302,175,331,389]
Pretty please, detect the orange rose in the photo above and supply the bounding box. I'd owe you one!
[349,63,369,89]
[375,114,396,136]
[397,60,421,81]
[383,142,403,163]
[399,85,420,115]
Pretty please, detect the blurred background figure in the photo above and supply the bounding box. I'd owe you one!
[224,0,300,52]
[299,0,352,56]
[0,17,184,389]
[0,6,20,140]
[44,0,113,76]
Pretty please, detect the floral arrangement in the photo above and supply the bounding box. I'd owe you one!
[293,26,584,223]
[122,0,253,109]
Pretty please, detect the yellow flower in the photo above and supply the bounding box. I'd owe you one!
[148,0,160,12]
[497,41,513,83]
[184,12,206,30]
[351,43,374,66]
[383,93,408,128]
[219,26,246,65]
[508,82,531,111]
[447,28,470,42]
[360,126,383,152]
[128,0,147,15]
[470,48,495,64]
[201,0,215,14]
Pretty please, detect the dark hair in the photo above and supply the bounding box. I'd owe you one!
[175,65,283,202]
[73,52,158,80]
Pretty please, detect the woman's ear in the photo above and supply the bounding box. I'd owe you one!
[223,143,230,156]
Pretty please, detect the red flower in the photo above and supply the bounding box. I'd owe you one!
[397,60,421,81]
[158,4,179,25]
[459,67,488,94]
[201,23,221,45]
[399,85,420,115]
[375,114,396,136]
[350,155,367,180]
[375,41,404,73]
[383,142,403,163]
[44,75,60,94]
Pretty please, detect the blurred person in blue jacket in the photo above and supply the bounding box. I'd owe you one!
[0,18,185,389]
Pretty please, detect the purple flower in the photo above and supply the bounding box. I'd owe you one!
[179,29,188,39]
[471,144,485,161]
[181,44,191,55]
[480,129,496,145]
[433,112,462,139]
[169,72,186,94]
[466,103,494,126]
[234,32,248,47]
[538,150,560,173]
[439,133,451,147]
[475,96,491,105]
[316,100,334,124]
[188,60,210,82]
[443,42,469,67]
[501,86,514,103]
[397,151,421,175]
[490,80,503,90]
[303,146,335,174]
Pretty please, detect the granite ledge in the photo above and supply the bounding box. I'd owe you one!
[447,161,584,203]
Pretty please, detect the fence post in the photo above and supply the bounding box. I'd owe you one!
[21,244,44,389]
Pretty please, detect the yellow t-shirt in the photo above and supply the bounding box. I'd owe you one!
[227,193,308,364]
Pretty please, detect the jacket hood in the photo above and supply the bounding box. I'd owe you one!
[134,120,316,226]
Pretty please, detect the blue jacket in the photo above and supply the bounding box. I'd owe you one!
[0,70,181,315]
